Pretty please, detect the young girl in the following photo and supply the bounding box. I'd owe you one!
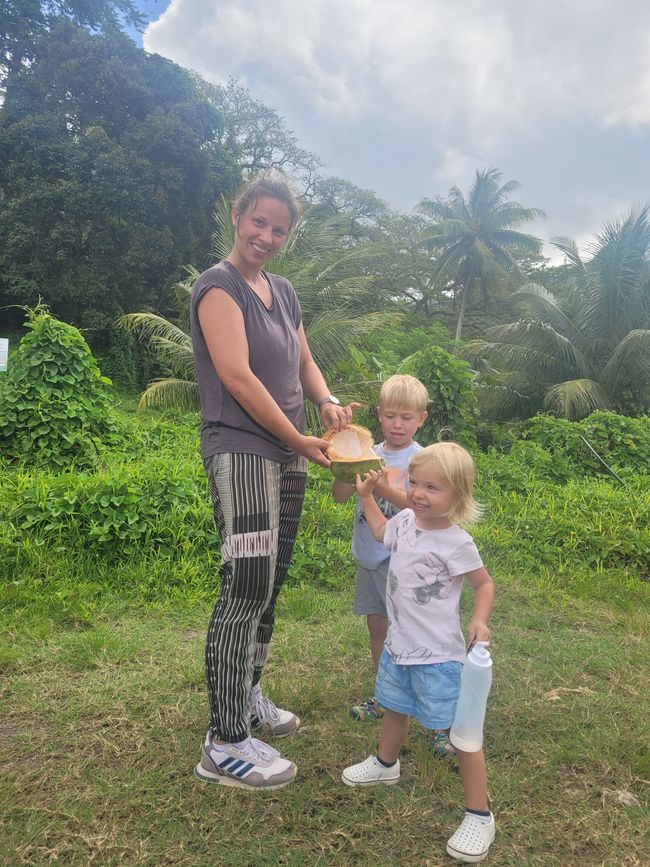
[342,442,496,862]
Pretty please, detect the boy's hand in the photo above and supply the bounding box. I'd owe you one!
[355,468,387,497]
[467,619,491,647]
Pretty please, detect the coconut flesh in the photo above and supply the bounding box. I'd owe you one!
[325,424,384,484]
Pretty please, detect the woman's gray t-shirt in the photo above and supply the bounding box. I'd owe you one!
[190,260,305,463]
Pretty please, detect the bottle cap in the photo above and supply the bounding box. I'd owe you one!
[467,641,492,667]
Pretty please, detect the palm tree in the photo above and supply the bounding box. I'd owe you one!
[118,198,393,421]
[417,169,545,341]
[464,208,650,420]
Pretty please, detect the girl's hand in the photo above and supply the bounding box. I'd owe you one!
[467,619,491,647]
[320,401,360,432]
[355,468,387,497]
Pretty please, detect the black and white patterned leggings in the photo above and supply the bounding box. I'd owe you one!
[203,451,307,742]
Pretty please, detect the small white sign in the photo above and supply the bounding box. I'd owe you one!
[0,338,8,373]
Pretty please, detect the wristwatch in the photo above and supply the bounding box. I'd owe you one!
[317,395,341,408]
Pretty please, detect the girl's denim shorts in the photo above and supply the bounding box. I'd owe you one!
[375,648,462,729]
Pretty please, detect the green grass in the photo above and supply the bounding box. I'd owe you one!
[1,574,648,866]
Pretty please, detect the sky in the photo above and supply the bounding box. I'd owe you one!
[132,0,650,262]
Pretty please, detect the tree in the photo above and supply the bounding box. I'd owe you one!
[465,208,650,420]
[0,20,238,337]
[0,0,143,87]
[416,168,545,341]
[191,77,321,194]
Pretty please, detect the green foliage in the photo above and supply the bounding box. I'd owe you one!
[467,209,650,420]
[0,309,118,468]
[400,344,479,447]
[7,465,211,561]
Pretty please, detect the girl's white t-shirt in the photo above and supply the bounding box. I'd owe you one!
[383,509,483,665]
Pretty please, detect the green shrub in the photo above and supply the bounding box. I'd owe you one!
[0,309,119,469]
[400,344,479,448]
[5,461,213,561]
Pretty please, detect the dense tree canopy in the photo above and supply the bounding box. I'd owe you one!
[0,20,238,337]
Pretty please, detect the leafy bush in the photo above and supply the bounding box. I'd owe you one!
[5,462,212,561]
[400,344,479,447]
[0,309,119,469]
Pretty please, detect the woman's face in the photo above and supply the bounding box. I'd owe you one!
[232,196,293,268]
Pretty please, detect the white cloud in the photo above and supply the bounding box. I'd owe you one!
[144,0,650,145]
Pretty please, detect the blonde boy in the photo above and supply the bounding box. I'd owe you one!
[333,374,427,721]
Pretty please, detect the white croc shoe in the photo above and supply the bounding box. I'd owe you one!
[446,812,496,862]
[342,755,400,787]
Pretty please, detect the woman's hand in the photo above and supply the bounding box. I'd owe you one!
[295,434,332,468]
[319,401,360,432]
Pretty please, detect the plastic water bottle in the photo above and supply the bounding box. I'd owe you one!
[449,641,493,752]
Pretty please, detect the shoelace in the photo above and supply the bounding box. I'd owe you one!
[251,692,280,724]
[250,737,281,761]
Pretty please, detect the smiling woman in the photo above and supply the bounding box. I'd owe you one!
[189,174,358,791]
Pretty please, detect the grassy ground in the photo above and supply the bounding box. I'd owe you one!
[1,573,648,866]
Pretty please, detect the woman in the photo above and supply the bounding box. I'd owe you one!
[190,175,355,790]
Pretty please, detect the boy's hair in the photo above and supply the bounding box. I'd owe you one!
[379,374,429,413]
[232,173,302,228]
[408,442,484,524]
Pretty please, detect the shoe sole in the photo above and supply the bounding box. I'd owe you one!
[194,763,297,791]
[445,844,491,863]
[251,716,301,739]
[341,773,400,788]
[446,831,495,863]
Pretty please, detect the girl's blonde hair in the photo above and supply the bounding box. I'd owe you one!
[409,442,484,524]
[379,374,429,413]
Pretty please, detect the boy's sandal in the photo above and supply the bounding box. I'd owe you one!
[349,697,385,721]
[432,729,456,758]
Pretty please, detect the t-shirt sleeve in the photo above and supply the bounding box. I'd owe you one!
[193,267,245,316]
[283,278,302,329]
[383,513,400,550]
[447,540,483,577]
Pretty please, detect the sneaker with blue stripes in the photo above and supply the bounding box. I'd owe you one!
[194,732,297,790]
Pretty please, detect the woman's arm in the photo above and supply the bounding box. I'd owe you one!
[197,288,331,466]
[296,325,357,431]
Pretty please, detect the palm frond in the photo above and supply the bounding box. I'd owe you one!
[117,312,191,349]
[601,328,650,390]
[137,378,200,411]
[543,379,612,420]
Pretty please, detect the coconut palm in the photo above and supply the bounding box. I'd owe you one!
[464,208,650,420]
[417,169,545,341]
[119,198,393,420]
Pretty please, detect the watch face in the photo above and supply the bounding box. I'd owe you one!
[329,395,341,405]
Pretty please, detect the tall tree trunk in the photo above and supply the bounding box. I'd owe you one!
[455,283,469,343]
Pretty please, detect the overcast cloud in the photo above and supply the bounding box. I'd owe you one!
[141,0,650,257]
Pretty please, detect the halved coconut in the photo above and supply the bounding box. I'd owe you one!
[324,424,384,484]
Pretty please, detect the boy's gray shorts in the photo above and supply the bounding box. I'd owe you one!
[353,561,389,617]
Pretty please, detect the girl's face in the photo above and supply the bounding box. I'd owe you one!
[232,196,292,269]
[406,465,458,529]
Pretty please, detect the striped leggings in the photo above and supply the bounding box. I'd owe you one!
[203,451,307,742]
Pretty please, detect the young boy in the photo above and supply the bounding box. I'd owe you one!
[333,374,428,719]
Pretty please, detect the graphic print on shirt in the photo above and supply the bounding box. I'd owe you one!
[411,550,452,605]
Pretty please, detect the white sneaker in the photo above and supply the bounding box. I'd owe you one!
[195,732,297,790]
[342,755,400,787]
[250,684,300,737]
[446,812,496,862]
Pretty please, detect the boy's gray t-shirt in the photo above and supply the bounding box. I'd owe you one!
[352,440,422,570]
[190,260,305,463]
